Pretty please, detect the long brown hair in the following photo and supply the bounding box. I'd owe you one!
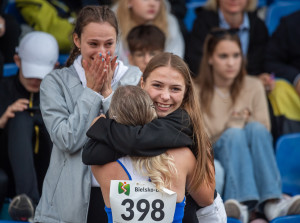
[143,52,215,192]
[116,0,168,46]
[196,28,247,117]
[66,6,119,67]
[109,85,177,190]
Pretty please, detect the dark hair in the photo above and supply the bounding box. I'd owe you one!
[66,5,119,67]
[196,28,247,116]
[127,25,165,53]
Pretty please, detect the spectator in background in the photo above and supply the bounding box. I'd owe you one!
[265,10,300,96]
[195,28,300,223]
[113,0,184,64]
[264,10,300,140]
[0,31,59,221]
[185,0,268,79]
[169,0,188,42]
[127,24,165,73]
[0,1,21,78]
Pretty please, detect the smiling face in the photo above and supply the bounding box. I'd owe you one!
[73,22,117,66]
[129,0,161,24]
[141,66,186,117]
[209,39,242,84]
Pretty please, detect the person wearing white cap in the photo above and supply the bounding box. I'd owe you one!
[0,31,59,221]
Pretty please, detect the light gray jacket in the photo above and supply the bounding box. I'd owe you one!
[34,64,141,223]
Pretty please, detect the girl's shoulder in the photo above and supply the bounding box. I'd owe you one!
[244,75,264,92]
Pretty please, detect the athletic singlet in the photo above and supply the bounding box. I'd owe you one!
[105,156,186,223]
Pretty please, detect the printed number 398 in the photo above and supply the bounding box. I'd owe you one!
[121,198,165,221]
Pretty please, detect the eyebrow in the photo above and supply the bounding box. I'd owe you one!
[151,80,183,87]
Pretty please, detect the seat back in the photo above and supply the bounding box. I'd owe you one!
[3,63,18,77]
[265,2,300,35]
[184,0,206,32]
[270,215,300,223]
[276,133,300,195]
[227,217,241,223]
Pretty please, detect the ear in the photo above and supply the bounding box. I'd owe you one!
[14,54,21,68]
[140,77,145,89]
[73,33,81,49]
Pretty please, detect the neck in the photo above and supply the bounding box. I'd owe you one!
[214,75,234,90]
[131,13,149,26]
[221,9,244,28]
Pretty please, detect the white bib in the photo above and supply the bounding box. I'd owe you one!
[110,180,177,223]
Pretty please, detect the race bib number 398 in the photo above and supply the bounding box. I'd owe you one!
[110,180,177,223]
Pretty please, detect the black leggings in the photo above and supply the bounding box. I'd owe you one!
[87,187,108,223]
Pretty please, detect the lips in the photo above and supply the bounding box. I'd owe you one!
[156,102,172,111]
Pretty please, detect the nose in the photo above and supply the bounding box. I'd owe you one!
[227,57,235,66]
[98,47,107,57]
[161,89,170,101]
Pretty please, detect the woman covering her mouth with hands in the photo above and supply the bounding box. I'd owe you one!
[34,5,142,223]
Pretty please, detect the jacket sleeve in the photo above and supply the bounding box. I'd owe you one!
[82,110,194,165]
[264,16,300,83]
[246,13,269,76]
[40,71,102,154]
[184,8,210,76]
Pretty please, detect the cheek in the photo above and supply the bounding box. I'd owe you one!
[144,87,157,101]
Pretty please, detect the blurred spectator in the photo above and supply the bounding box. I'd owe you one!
[264,10,300,140]
[15,0,75,53]
[185,0,268,78]
[169,0,188,42]
[127,24,165,72]
[0,31,59,221]
[113,0,184,64]
[195,28,300,223]
[0,1,21,78]
[62,0,112,13]
[265,10,300,97]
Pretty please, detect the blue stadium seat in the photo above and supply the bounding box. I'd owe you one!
[0,221,28,223]
[3,63,18,77]
[4,2,25,24]
[58,54,69,66]
[227,217,241,223]
[257,0,267,7]
[265,1,300,35]
[270,215,300,223]
[184,1,206,32]
[276,133,300,196]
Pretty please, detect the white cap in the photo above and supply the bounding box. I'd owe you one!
[17,31,59,79]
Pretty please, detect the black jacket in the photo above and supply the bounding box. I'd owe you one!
[264,10,300,84]
[0,74,40,168]
[185,7,269,77]
[82,109,194,165]
[0,75,40,116]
